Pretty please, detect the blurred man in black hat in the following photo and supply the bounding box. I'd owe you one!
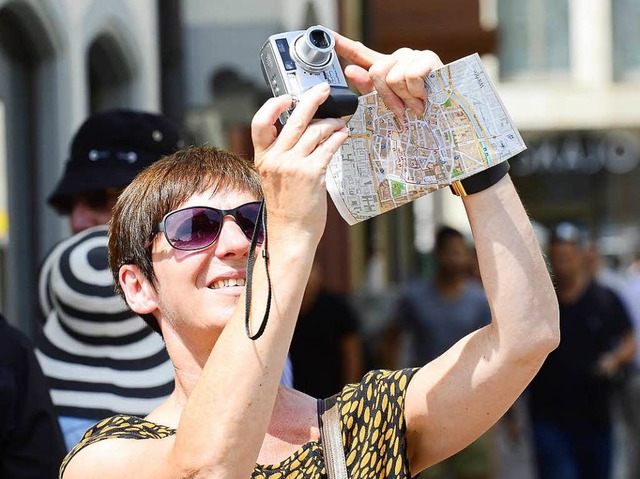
[36,110,183,451]
[48,110,183,234]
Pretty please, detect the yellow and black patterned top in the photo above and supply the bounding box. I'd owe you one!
[60,368,419,479]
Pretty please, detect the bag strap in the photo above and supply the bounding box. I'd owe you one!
[317,395,348,479]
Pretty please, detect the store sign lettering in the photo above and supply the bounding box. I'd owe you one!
[512,131,640,176]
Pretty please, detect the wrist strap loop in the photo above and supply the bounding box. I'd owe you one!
[450,161,510,197]
[245,200,271,340]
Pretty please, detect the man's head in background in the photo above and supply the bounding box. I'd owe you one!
[548,221,589,287]
[434,225,469,279]
[48,110,182,234]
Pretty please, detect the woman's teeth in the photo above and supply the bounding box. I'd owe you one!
[209,278,246,289]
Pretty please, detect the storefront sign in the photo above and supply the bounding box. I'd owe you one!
[512,130,640,176]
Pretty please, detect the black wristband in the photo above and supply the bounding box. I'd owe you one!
[450,161,510,197]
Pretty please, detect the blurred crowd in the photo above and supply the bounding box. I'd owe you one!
[288,217,640,479]
[366,221,640,479]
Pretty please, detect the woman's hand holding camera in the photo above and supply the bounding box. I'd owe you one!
[251,83,349,249]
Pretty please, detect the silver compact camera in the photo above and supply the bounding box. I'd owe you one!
[260,25,359,125]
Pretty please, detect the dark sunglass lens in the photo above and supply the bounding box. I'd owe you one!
[166,208,221,250]
[236,203,264,243]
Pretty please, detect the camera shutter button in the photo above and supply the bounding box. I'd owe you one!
[270,80,280,95]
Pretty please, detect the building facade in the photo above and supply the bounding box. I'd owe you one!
[353,0,640,284]
[0,0,340,336]
[0,0,162,334]
[495,0,640,265]
[3,0,638,336]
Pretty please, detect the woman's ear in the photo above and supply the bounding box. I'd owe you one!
[119,264,158,315]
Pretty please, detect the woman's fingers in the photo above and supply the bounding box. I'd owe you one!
[332,31,386,69]
[307,126,350,166]
[368,53,407,119]
[405,50,442,103]
[252,83,347,179]
[252,83,332,156]
[251,95,294,154]
[334,31,444,119]
[294,118,348,157]
[276,82,331,152]
[343,64,375,95]
[385,51,431,116]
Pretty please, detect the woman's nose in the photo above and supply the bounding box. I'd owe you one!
[213,217,251,257]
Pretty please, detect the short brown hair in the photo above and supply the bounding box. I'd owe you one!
[108,145,262,334]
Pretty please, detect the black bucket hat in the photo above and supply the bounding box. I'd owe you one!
[48,109,183,213]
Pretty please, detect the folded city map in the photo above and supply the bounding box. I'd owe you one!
[326,53,526,225]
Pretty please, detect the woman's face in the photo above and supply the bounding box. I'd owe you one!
[149,187,260,353]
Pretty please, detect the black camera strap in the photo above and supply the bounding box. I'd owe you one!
[244,200,271,340]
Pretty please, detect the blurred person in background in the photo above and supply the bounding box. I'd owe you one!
[36,110,183,451]
[381,225,496,479]
[1,313,65,478]
[616,254,640,479]
[527,221,636,479]
[289,256,364,398]
[381,226,492,370]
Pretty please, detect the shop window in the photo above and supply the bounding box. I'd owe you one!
[497,0,570,79]
[87,33,134,114]
[612,0,640,81]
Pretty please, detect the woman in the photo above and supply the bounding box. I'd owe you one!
[60,32,559,479]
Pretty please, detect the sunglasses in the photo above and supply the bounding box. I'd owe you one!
[149,201,264,251]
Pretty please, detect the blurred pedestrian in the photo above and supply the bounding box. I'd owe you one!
[616,257,640,479]
[47,110,182,235]
[381,226,491,369]
[1,313,66,478]
[289,257,364,398]
[36,110,182,450]
[527,221,636,479]
[381,225,496,479]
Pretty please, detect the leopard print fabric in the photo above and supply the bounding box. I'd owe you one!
[59,368,419,479]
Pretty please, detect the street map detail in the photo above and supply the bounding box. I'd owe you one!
[326,53,526,225]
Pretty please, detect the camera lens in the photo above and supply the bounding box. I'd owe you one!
[309,30,330,49]
[293,25,335,71]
